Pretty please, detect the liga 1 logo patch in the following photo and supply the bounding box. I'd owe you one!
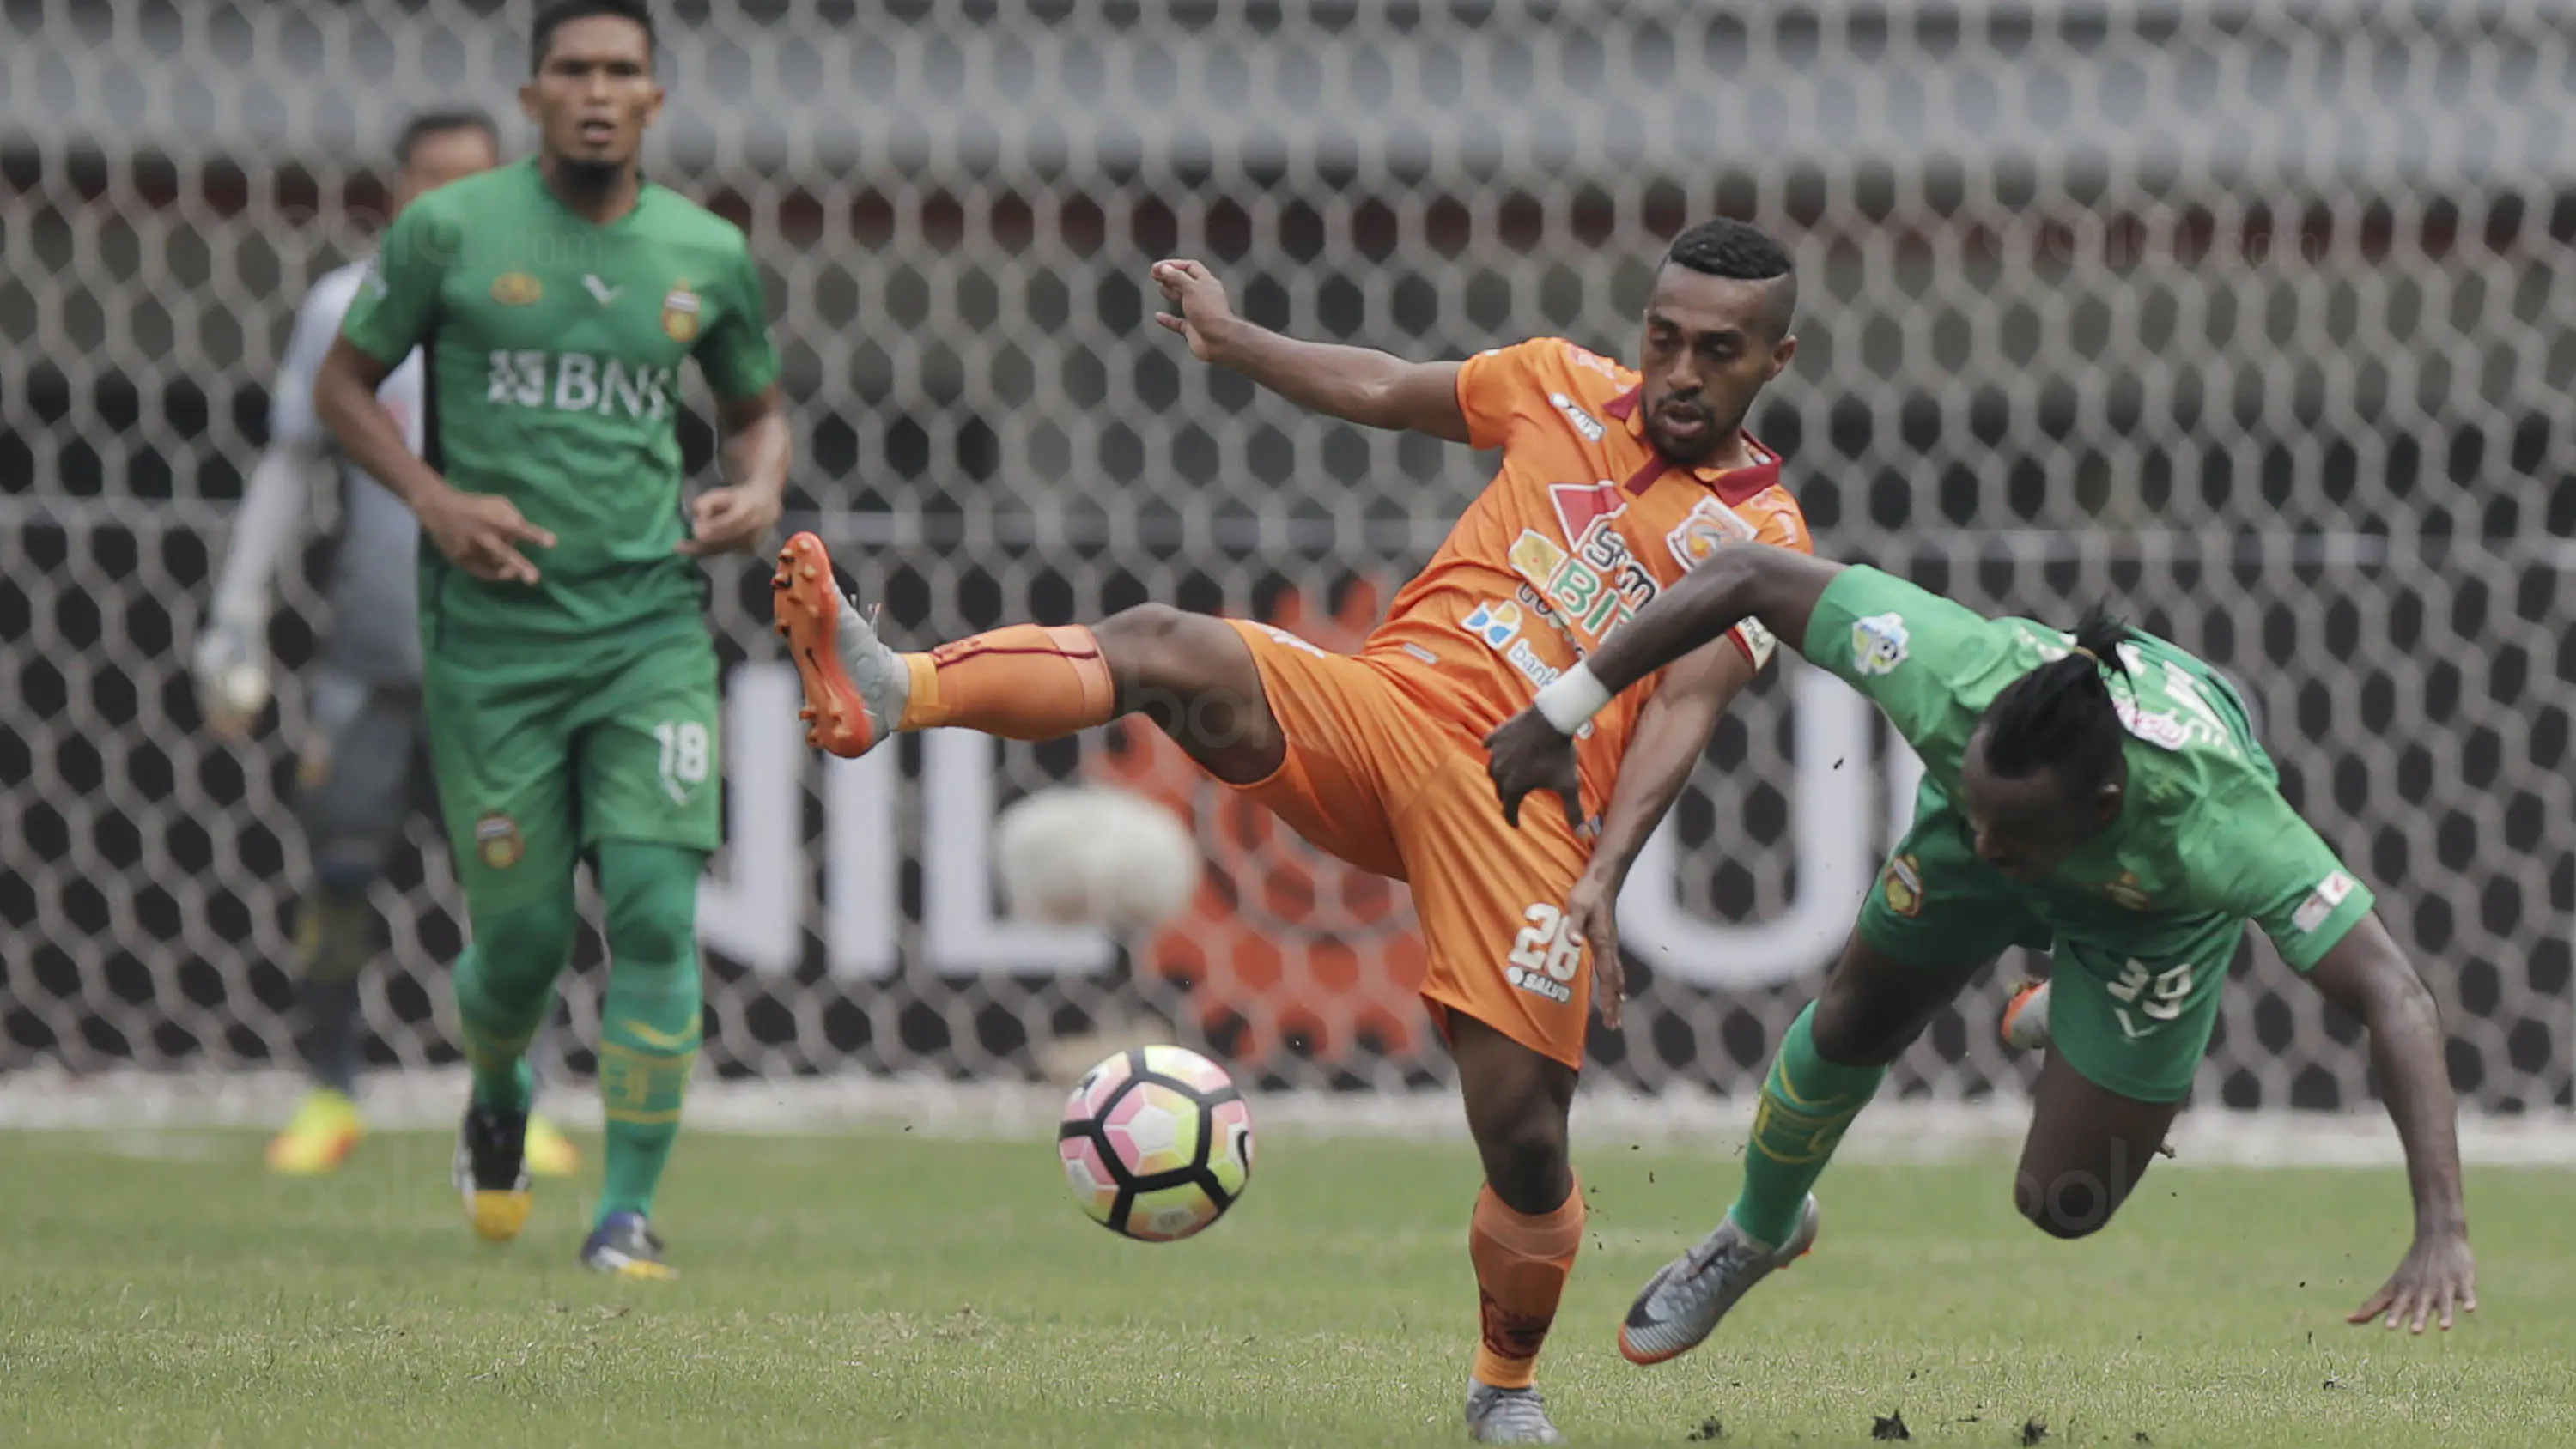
[1851,611,1911,676]
[2293,870,2359,933]
[475,811,525,870]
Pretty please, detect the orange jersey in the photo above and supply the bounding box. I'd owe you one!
[1364,336,1813,809]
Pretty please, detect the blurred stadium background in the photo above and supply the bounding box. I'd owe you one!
[3,1,2571,1125]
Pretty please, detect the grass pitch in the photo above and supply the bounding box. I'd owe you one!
[1,1126,2567,1448]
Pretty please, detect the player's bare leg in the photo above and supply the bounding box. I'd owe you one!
[2012,1052,2181,1238]
[1622,937,1990,1364]
[1451,1014,1579,1444]
[770,532,1285,780]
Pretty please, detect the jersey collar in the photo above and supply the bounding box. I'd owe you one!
[1604,386,1783,504]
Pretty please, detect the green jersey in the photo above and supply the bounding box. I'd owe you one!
[1807,567,2373,973]
[338,158,781,655]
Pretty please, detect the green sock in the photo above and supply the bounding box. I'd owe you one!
[1729,1002,1886,1246]
[451,891,576,1114]
[594,842,707,1226]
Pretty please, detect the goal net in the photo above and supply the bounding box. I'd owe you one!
[3,1,2571,1114]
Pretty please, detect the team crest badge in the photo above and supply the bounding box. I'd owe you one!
[2103,871,2152,911]
[660,283,702,343]
[474,812,525,870]
[1665,495,1757,571]
[491,272,542,306]
[1881,854,1924,918]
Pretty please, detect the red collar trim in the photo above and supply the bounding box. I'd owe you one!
[1609,385,1785,505]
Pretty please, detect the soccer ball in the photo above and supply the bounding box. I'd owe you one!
[994,785,1200,931]
[1057,1045,1254,1242]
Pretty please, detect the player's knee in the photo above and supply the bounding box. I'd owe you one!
[311,854,387,895]
[1093,603,1269,756]
[598,846,702,967]
[1475,1113,1572,1216]
[1095,603,1200,685]
[299,882,381,985]
[2013,1167,2118,1240]
[1808,985,1908,1067]
[468,896,580,1008]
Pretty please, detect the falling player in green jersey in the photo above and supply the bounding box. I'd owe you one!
[313,0,790,1278]
[1483,545,2476,1355]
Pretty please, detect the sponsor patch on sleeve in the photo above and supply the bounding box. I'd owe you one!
[2292,870,2359,934]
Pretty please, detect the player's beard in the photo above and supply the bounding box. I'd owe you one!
[551,151,631,196]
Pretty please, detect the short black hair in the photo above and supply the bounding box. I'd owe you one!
[531,0,655,73]
[1979,606,2136,794]
[1660,218,1798,340]
[394,107,498,168]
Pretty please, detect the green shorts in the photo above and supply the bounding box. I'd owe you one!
[422,626,722,912]
[1856,796,2228,1105]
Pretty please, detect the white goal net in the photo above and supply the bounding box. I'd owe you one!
[3,1,2571,1114]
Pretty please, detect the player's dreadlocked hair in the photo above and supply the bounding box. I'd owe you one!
[393,108,497,168]
[1662,218,1797,338]
[1980,607,2137,792]
[532,0,656,72]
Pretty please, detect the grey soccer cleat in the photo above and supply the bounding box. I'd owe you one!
[771,532,912,759]
[2001,979,2052,1051]
[580,1210,677,1281]
[1465,1379,1568,1445]
[1618,1196,1820,1366]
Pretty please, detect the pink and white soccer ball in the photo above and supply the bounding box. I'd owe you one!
[1057,1045,1255,1242]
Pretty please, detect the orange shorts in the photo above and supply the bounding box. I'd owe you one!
[1223,620,1594,1070]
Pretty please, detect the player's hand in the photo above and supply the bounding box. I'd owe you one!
[190,620,269,742]
[1151,258,1238,361]
[678,482,783,557]
[420,484,554,585]
[2350,1228,2476,1333]
[1484,707,1583,834]
[1564,868,1627,1031]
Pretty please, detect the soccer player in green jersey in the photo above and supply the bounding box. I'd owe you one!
[1483,545,2476,1355]
[312,0,790,1277]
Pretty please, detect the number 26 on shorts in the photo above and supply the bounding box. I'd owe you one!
[1504,902,1584,1004]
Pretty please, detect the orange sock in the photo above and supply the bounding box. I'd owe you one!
[1468,1179,1585,1390]
[896,625,1118,739]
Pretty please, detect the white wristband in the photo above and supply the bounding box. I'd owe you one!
[1534,664,1613,734]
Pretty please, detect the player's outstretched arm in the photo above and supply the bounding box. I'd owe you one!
[193,440,323,738]
[1564,640,1758,1029]
[1484,545,1845,828]
[314,337,554,584]
[2304,913,2476,1332]
[1151,259,1471,442]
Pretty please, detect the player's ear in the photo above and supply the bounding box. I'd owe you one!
[518,81,542,128]
[1765,332,1798,380]
[2093,780,2124,826]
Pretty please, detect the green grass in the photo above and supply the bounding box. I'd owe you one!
[0,1128,2567,1448]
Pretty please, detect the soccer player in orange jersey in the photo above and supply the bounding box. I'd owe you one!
[773,220,1807,1444]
